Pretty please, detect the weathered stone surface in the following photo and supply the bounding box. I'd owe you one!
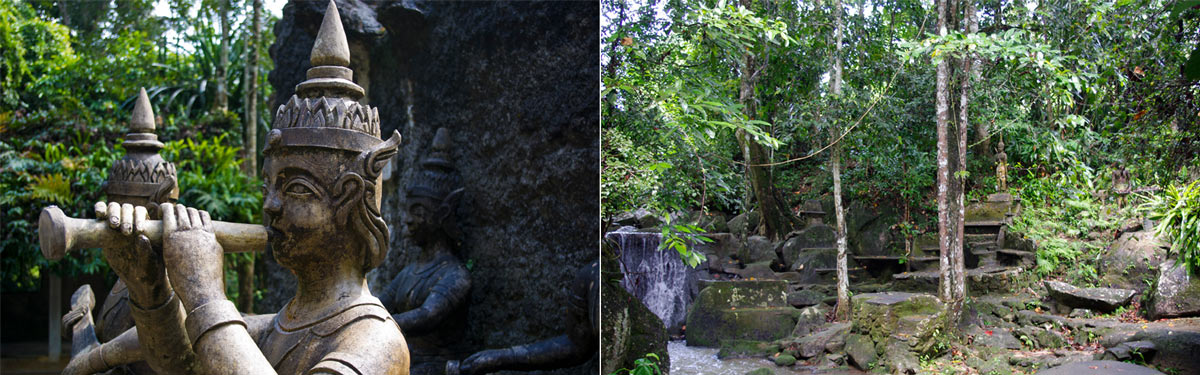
[1044,280,1136,313]
[685,281,794,347]
[269,3,598,371]
[717,340,779,359]
[790,322,852,359]
[773,353,797,366]
[729,211,761,236]
[782,247,836,284]
[787,290,826,308]
[779,226,835,270]
[1116,325,1200,371]
[1033,360,1163,375]
[1148,259,1200,319]
[844,334,878,370]
[851,292,944,353]
[883,339,919,374]
[1101,340,1156,362]
[790,304,831,338]
[741,236,776,264]
[600,285,669,375]
[728,262,779,281]
[1101,231,1167,292]
[968,326,1021,350]
[1015,327,1067,349]
[744,367,773,375]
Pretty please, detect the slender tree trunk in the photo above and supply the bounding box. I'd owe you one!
[215,0,230,112]
[935,0,955,305]
[736,0,795,241]
[830,0,851,321]
[968,1,989,161]
[953,0,977,315]
[236,0,262,314]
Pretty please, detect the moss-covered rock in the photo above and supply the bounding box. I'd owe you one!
[717,340,780,359]
[845,333,878,370]
[685,281,795,347]
[773,353,797,366]
[1147,259,1200,319]
[744,367,773,375]
[601,284,670,374]
[851,292,945,354]
[1014,327,1067,349]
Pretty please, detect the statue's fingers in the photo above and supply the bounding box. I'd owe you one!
[134,205,148,236]
[187,207,202,231]
[176,203,191,230]
[121,204,134,236]
[161,203,176,232]
[94,201,107,219]
[200,210,212,232]
[107,202,121,229]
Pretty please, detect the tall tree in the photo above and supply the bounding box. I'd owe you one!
[737,0,797,241]
[214,0,230,111]
[830,0,851,321]
[934,0,966,322]
[236,0,262,314]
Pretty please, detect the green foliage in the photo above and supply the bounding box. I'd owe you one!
[659,220,711,268]
[1140,180,1200,276]
[609,353,662,375]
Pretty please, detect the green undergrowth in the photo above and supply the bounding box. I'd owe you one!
[1008,163,1136,286]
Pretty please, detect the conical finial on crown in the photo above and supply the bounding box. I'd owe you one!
[295,0,364,99]
[311,0,350,67]
[422,128,454,169]
[130,87,154,133]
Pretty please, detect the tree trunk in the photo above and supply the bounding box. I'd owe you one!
[215,0,230,112]
[236,257,255,312]
[243,0,261,176]
[830,0,851,322]
[735,2,795,241]
[935,0,955,305]
[954,0,977,316]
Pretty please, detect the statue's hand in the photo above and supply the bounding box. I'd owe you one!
[160,203,225,311]
[94,201,169,308]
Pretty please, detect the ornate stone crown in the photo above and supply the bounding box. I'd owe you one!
[104,88,179,202]
[265,0,397,155]
[407,128,461,201]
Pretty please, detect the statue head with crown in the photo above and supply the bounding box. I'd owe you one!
[59,2,410,374]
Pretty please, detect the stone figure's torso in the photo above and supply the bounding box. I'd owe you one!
[389,254,468,312]
[252,294,407,374]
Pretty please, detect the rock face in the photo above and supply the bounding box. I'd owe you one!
[1033,360,1164,375]
[601,285,670,375]
[778,225,835,270]
[1044,280,1136,313]
[266,1,597,371]
[1101,231,1167,292]
[1148,259,1200,319]
[844,334,878,370]
[851,292,945,354]
[685,281,796,347]
[607,231,699,334]
[742,236,777,264]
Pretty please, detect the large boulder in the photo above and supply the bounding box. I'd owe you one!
[788,322,852,359]
[685,281,796,347]
[1101,231,1168,292]
[846,203,896,257]
[844,334,878,370]
[851,292,946,354]
[729,210,762,236]
[741,236,778,264]
[601,284,670,375]
[1147,259,1200,319]
[1033,360,1163,375]
[1044,280,1136,313]
[778,225,835,270]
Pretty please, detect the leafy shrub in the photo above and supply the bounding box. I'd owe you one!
[1140,180,1200,276]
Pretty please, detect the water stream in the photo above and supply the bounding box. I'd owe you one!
[606,229,695,330]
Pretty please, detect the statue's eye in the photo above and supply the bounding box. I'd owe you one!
[285,181,315,197]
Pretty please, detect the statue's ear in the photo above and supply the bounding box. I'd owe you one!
[363,130,401,180]
[333,173,366,218]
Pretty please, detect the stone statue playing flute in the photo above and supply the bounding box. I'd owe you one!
[53,2,410,374]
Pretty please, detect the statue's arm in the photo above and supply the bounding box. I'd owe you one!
[392,266,470,334]
[63,326,143,375]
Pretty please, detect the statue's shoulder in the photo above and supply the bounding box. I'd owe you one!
[306,295,409,375]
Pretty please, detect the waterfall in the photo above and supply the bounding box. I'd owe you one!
[606,229,694,331]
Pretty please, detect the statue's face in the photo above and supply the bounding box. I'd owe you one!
[262,150,352,268]
[402,195,439,245]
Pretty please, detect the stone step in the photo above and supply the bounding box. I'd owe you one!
[892,266,1023,294]
[965,233,997,241]
[997,249,1036,267]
